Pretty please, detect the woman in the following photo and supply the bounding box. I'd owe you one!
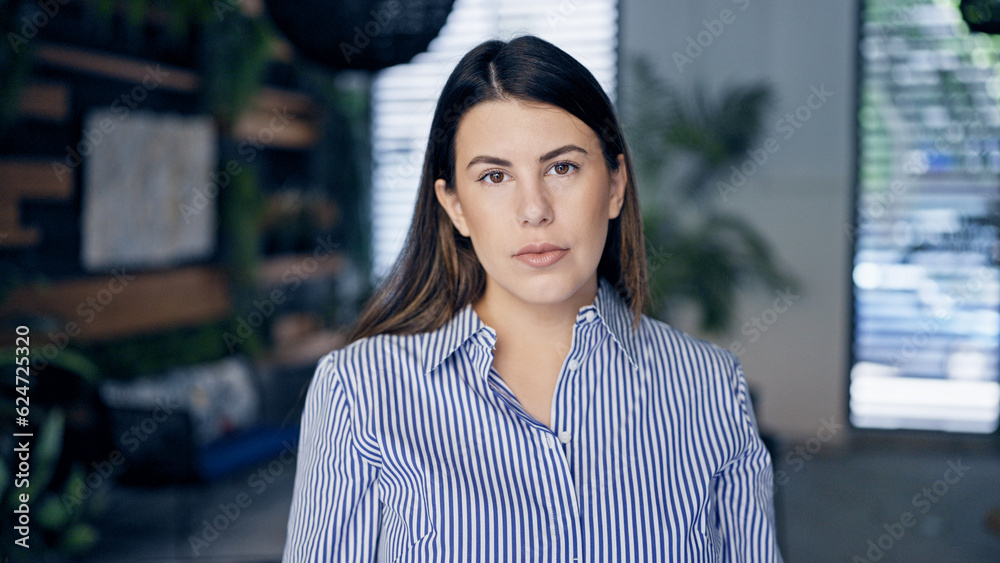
[283,35,782,562]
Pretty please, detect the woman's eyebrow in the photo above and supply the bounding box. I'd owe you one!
[466,155,512,169]
[465,144,588,170]
[538,144,588,162]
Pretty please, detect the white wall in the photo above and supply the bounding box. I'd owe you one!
[619,0,857,440]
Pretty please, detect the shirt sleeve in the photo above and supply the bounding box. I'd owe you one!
[713,355,784,562]
[283,353,382,562]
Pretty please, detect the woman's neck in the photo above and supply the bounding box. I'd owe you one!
[472,274,598,356]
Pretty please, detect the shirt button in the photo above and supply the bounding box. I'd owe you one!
[584,310,596,323]
[558,431,572,444]
[567,358,579,371]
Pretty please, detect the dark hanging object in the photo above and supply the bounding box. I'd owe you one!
[961,0,1000,34]
[265,0,455,71]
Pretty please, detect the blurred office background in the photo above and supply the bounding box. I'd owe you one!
[0,0,999,561]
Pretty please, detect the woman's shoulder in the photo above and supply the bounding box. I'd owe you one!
[636,315,755,426]
[636,313,742,377]
[314,331,421,376]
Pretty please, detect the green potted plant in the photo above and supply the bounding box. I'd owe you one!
[625,56,797,334]
[0,348,106,561]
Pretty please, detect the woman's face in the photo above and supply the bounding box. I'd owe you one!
[435,99,626,311]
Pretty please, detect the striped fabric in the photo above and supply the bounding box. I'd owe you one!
[283,276,783,562]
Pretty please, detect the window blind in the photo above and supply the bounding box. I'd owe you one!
[851,0,1000,432]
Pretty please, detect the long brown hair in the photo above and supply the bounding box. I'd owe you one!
[348,35,649,342]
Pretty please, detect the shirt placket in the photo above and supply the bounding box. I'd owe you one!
[545,308,602,562]
[536,429,580,561]
[475,311,599,561]
[481,364,580,560]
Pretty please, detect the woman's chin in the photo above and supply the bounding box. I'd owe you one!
[490,275,594,308]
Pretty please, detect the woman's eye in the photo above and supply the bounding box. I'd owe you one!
[480,171,508,184]
[548,162,577,175]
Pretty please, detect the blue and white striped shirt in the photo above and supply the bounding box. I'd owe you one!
[283,276,782,561]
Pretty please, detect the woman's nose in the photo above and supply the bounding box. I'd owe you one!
[516,176,552,226]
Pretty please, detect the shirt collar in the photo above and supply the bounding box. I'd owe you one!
[420,276,642,377]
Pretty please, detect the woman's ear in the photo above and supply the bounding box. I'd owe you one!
[434,179,470,237]
[608,154,627,220]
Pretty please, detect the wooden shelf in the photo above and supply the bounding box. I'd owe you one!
[18,81,71,122]
[0,266,231,342]
[0,160,75,248]
[257,252,347,287]
[33,42,322,149]
[36,43,200,92]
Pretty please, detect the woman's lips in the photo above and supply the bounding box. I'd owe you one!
[513,248,568,267]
